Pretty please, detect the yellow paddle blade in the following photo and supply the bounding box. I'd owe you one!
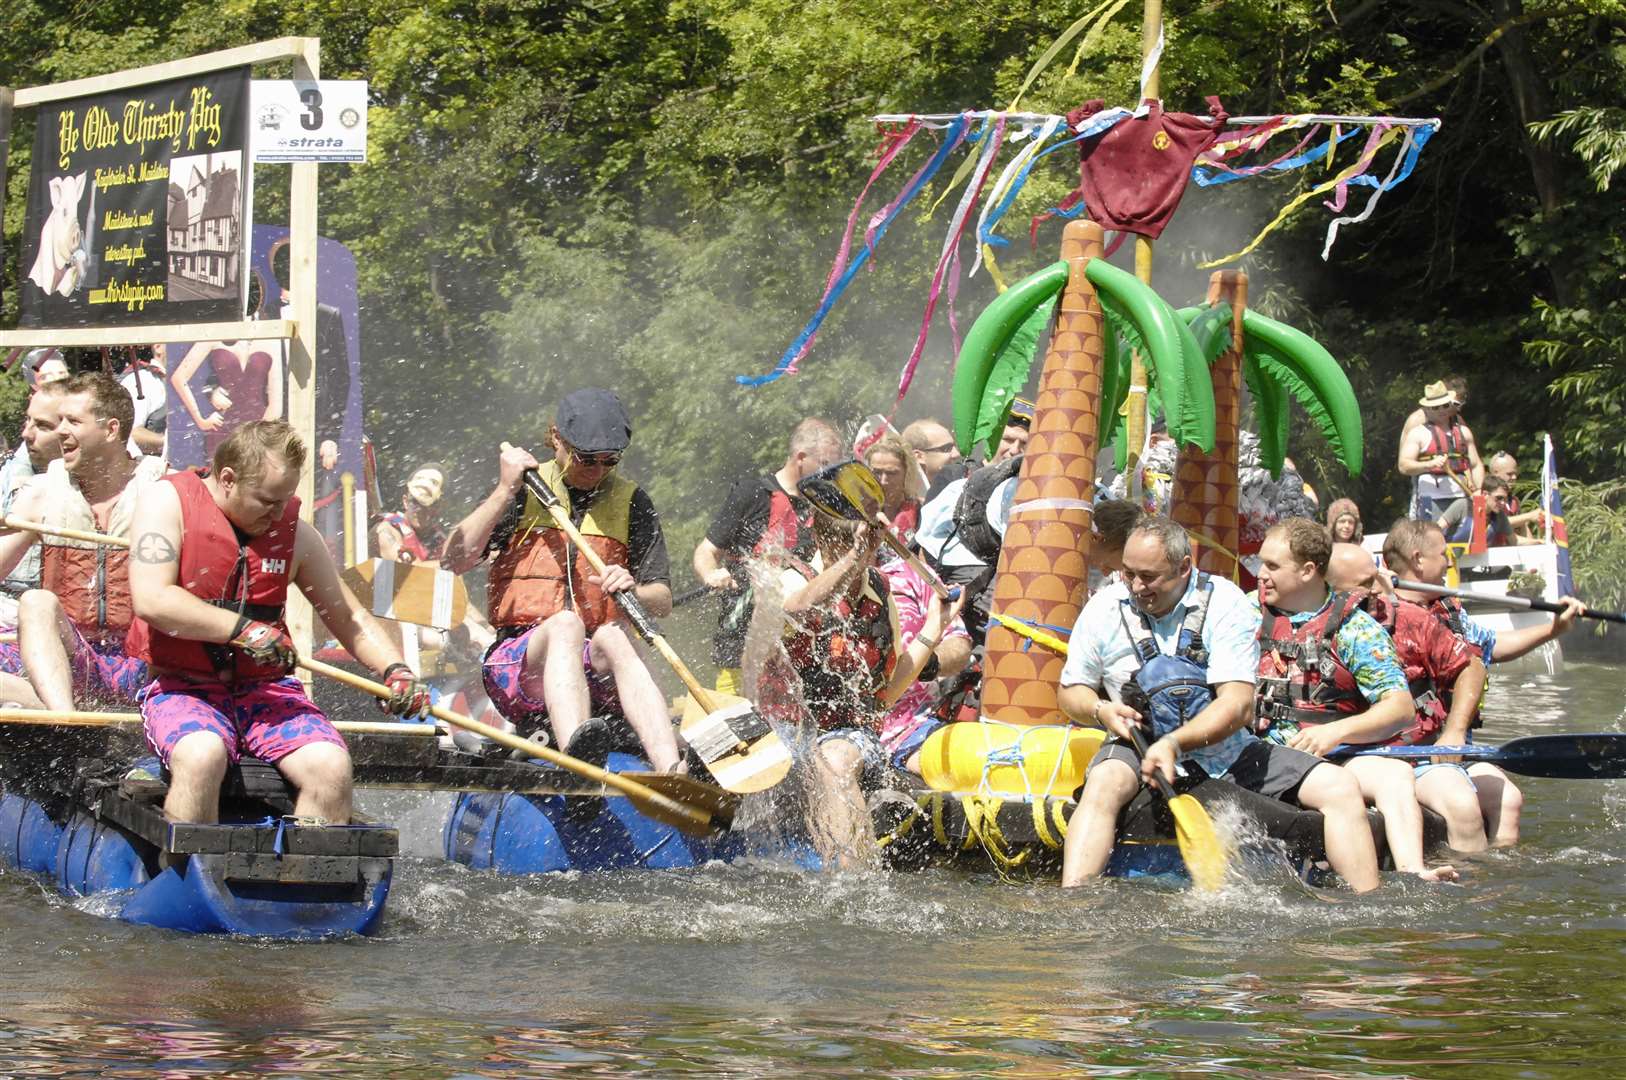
[1168,794,1230,892]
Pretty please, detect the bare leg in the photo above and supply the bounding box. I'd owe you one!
[17,589,77,712]
[0,672,43,708]
[1416,767,1488,852]
[1346,756,1456,881]
[164,730,230,825]
[1060,758,1138,887]
[589,624,681,771]
[519,611,588,747]
[276,742,354,823]
[1467,763,1522,847]
[809,738,875,870]
[1294,762,1380,893]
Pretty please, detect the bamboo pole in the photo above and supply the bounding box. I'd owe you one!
[1123,0,1164,499]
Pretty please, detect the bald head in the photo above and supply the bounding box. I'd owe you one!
[901,417,957,483]
[1488,452,1519,485]
[1327,543,1384,593]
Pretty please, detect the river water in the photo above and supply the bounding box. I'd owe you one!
[1,661,1622,1076]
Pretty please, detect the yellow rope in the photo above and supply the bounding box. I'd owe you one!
[1185,528,1244,584]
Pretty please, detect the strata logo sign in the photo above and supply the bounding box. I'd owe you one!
[250,81,367,163]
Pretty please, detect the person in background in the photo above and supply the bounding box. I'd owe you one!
[1487,452,1542,542]
[0,382,68,614]
[120,345,168,458]
[692,418,844,695]
[444,389,683,772]
[993,396,1034,464]
[1399,374,1469,444]
[31,350,70,388]
[1326,497,1363,544]
[374,463,449,567]
[863,433,924,548]
[901,418,962,503]
[1436,475,1530,547]
[1398,380,1483,520]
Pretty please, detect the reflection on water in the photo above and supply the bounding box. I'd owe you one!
[1,664,1623,1075]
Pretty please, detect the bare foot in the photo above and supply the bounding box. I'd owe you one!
[1415,864,1459,883]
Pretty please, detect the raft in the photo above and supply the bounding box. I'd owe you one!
[0,719,400,938]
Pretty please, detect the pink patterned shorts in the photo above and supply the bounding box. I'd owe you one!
[141,675,347,766]
[0,628,148,705]
[482,630,619,725]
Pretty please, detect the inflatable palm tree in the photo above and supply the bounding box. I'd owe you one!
[951,219,1217,727]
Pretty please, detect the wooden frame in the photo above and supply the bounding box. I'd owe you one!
[1,38,323,660]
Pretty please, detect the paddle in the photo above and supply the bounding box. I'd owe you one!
[299,655,720,835]
[1333,733,1626,779]
[798,460,956,601]
[2,516,129,548]
[1123,723,1230,891]
[501,446,791,794]
[0,707,436,736]
[1391,578,1625,625]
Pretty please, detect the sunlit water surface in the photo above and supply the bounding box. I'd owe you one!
[1,663,1623,1076]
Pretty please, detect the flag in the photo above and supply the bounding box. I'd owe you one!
[1542,433,1575,597]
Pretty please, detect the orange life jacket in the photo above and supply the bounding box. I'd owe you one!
[487,461,637,633]
[35,456,163,644]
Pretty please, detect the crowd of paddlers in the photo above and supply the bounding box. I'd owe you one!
[0,363,1586,888]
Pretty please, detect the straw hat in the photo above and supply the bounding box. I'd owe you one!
[1417,380,1459,408]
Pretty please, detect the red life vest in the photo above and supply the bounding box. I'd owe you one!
[486,461,636,634]
[377,510,444,563]
[763,560,899,733]
[1353,591,1448,746]
[34,456,162,644]
[126,469,301,682]
[745,485,811,562]
[1255,591,1365,733]
[889,500,921,549]
[1423,594,1471,638]
[1421,421,1470,478]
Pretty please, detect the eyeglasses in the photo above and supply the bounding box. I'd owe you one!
[567,445,622,468]
[919,442,957,455]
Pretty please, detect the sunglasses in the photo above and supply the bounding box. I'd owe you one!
[919,442,957,455]
[567,444,622,468]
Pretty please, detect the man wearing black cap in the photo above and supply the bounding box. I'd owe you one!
[443,389,682,771]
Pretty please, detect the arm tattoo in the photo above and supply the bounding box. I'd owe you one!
[134,532,178,564]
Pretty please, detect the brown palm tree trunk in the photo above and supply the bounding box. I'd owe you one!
[1171,270,1245,580]
[981,219,1105,726]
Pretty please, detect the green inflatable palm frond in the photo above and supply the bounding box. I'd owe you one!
[974,295,1057,457]
[1243,352,1292,476]
[1098,307,1136,452]
[1247,347,1355,476]
[1185,302,1233,368]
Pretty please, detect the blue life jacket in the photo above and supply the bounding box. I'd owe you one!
[1119,573,1215,743]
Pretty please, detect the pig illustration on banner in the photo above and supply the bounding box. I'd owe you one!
[27,172,90,298]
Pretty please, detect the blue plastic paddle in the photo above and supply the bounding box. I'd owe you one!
[1333,734,1626,779]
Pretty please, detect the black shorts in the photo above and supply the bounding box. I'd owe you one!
[1221,740,1326,803]
[1088,737,1325,805]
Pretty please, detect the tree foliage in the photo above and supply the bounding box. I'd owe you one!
[4,0,1626,573]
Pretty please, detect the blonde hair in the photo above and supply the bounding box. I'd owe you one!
[214,419,306,484]
[864,434,923,500]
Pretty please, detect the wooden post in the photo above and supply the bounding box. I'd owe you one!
[1123,0,1163,499]
[980,219,1105,726]
[1171,271,1245,578]
[0,85,12,305]
[284,39,322,667]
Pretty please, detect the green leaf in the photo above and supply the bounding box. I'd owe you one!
[1186,302,1234,368]
[975,295,1056,457]
[1243,353,1291,476]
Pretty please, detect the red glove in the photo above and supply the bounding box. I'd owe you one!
[381,663,431,719]
[229,618,296,671]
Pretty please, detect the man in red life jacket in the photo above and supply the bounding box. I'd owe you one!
[1398,381,1484,520]
[1325,543,1495,852]
[126,421,430,827]
[0,375,164,710]
[443,389,682,772]
[373,463,448,566]
[756,511,961,868]
[1255,518,1457,881]
[1381,518,1585,845]
[692,417,843,695]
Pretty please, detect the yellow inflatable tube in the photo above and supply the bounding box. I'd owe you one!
[919,721,1104,797]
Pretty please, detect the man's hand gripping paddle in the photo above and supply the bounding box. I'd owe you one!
[501,444,791,794]
[798,460,959,601]
[1124,723,1231,892]
[299,654,732,834]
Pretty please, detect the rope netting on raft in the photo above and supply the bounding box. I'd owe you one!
[738,105,1440,407]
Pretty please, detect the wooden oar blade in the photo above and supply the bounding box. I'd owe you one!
[1168,793,1230,892]
[622,772,741,822]
[679,695,792,794]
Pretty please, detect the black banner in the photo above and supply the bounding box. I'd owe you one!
[18,67,249,328]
